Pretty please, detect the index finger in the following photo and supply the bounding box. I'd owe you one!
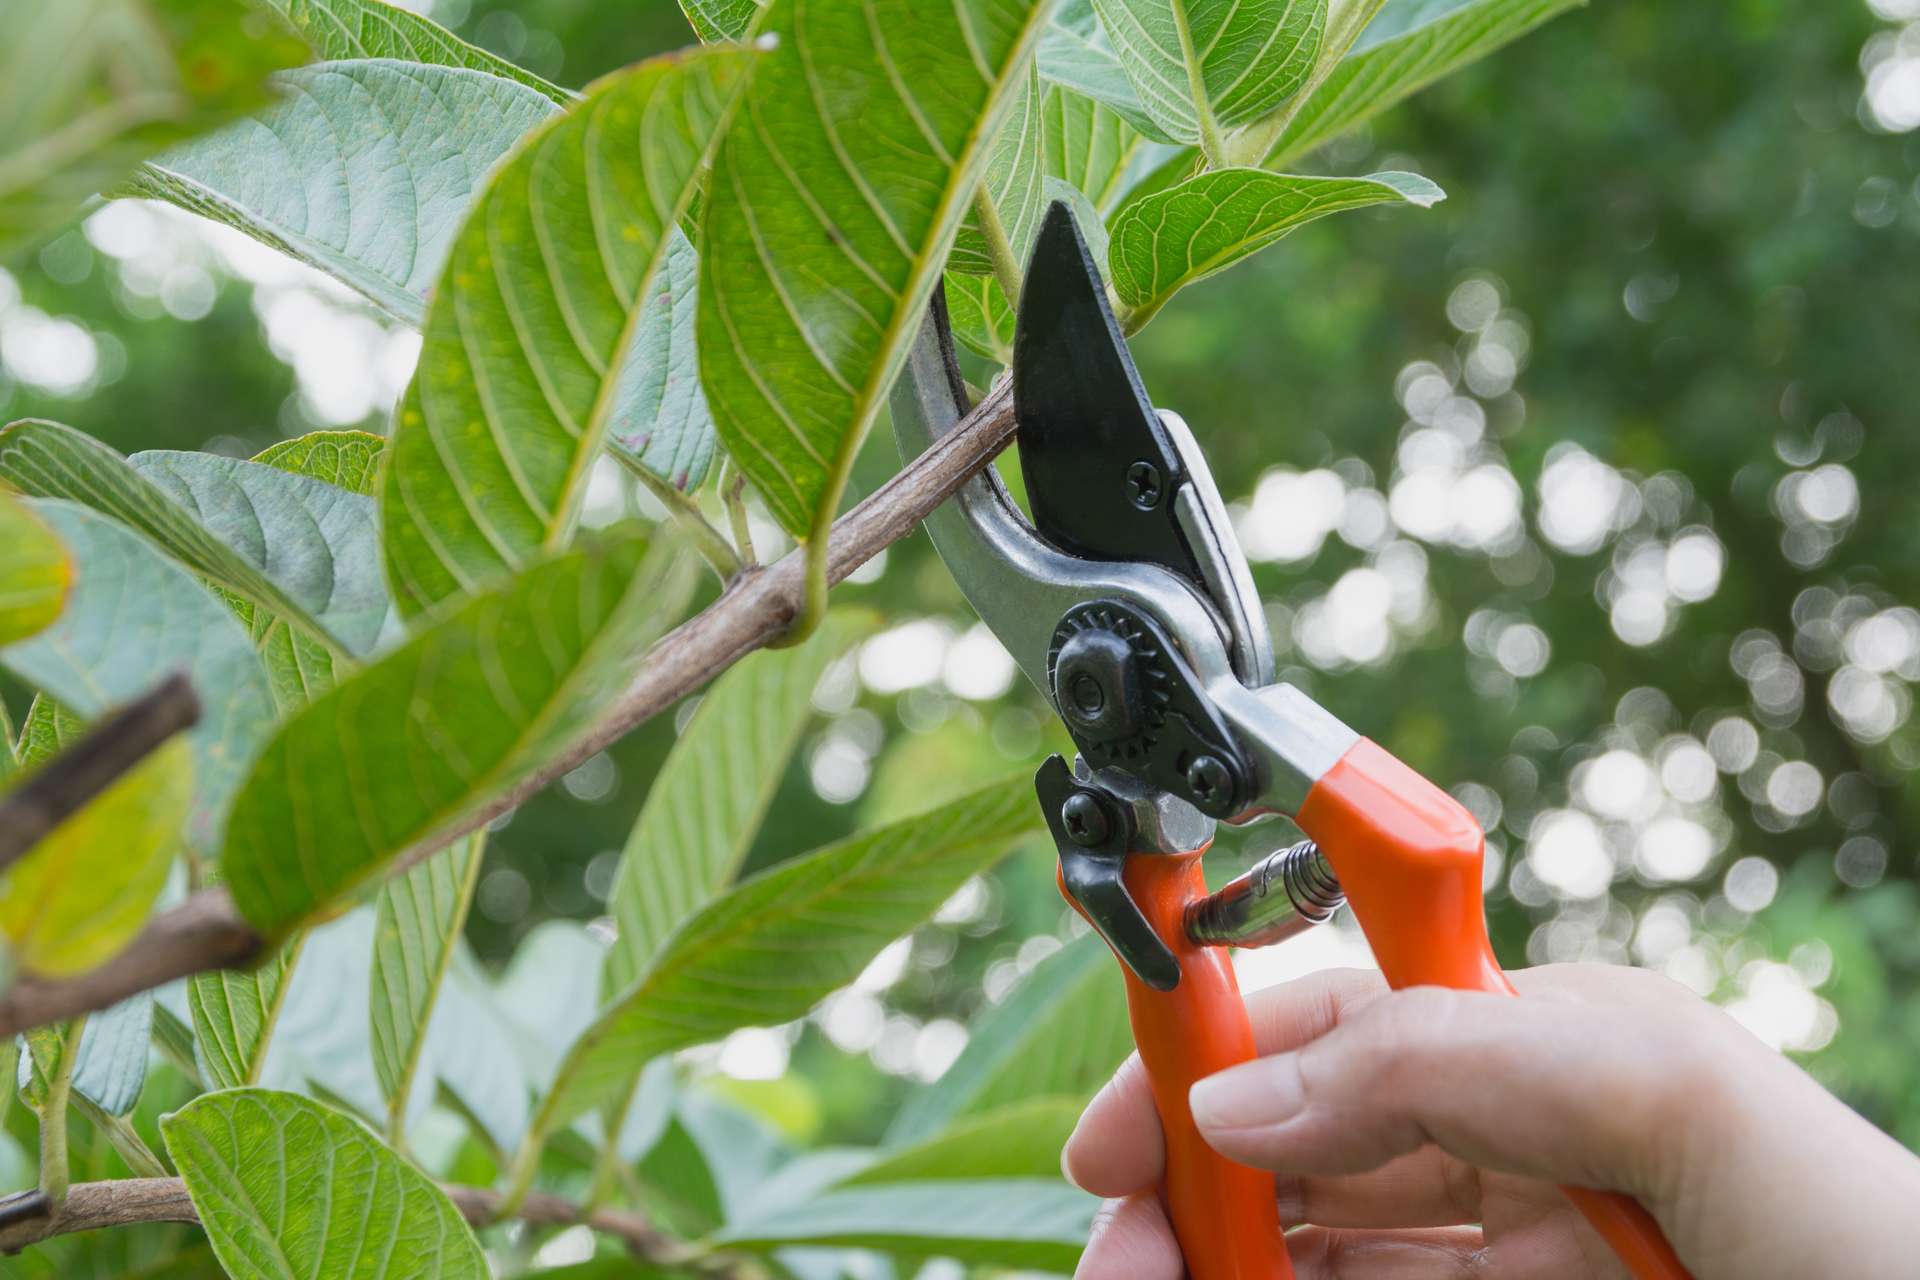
[1063,966,1389,1196]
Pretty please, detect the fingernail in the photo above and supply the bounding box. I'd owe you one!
[1060,1135,1083,1190]
[1190,1054,1304,1130]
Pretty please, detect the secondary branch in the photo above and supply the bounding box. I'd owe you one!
[0,380,1016,1041]
[0,1178,757,1273]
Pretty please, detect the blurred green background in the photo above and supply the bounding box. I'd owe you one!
[5,0,1919,1159]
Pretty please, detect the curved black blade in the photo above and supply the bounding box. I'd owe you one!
[1013,201,1198,582]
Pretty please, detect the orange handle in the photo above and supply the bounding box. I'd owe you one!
[1061,850,1293,1280]
[1297,738,1693,1280]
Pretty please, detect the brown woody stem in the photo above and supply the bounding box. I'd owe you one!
[0,1177,761,1273]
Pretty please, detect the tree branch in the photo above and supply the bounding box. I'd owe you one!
[0,672,200,874]
[0,1177,763,1273]
[0,380,1017,1041]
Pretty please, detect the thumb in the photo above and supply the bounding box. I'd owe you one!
[1187,983,1724,1203]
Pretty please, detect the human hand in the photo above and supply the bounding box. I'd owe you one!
[1063,963,1920,1278]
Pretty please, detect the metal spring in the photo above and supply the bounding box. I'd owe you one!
[1186,839,1345,949]
[1268,839,1343,923]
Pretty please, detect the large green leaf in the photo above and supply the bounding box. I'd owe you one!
[1041,83,1150,214]
[886,934,1129,1144]
[946,271,1017,366]
[1090,0,1326,146]
[945,176,1102,365]
[424,953,529,1154]
[848,1099,1082,1184]
[607,228,720,490]
[0,0,307,256]
[162,1088,488,1279]
[697,0,1052,538]
[220,524,688,935]
[261,0,570,103]
[253,429,384,493]
[1264,0,1583,166]
[129,60,559,325]
[64,992,155,1117]
[189,942,301,1090]
[370,835,484,1135]
[1037,0,1172,142]
[132,450,389,654]
[535,777,1042,1138]
[0,500,275,849]
[680,0,765,43]
[0,490,70,645]
[0,419,383,657]
[604,612,867,993]
[711,1180,1095,1269]
[952,66,1046,279]
[1108,167,1441,325]
[379,49,747,619]
[0,739,189,977]
[240,429,387,710]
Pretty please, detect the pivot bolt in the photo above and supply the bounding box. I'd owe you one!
[1068,671,1106,717]
[1126,460,1163,510]
[1186,755,1231,804]
[1061,792,1111,846]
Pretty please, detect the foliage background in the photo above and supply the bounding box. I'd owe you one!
[3,0,1918,1253]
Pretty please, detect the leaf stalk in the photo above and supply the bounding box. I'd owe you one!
[617,451,743,583]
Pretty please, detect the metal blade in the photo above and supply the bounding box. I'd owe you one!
[1014,202,1200,583]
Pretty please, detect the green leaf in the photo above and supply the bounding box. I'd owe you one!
[1038,0,1174,143]
[424,954,529,1155]
[697,0,1053,538]
[1108,167,1442,324]
[711,1180,1095,1269]
[252,430,384,494]
[1090,0,1327,145]
[162,1088,488,1279]
[886,934,1129,1144]
[495,920,607,1091]
[129,60,560,325]
[0,0,307,256]
[258,910,386,1117]
[1265,0,1583,167]
[604,612,867,993]
[846,1099,1082,1184]
[945,271,1016,366]
[11,695,81,768]
[64,992,155,1117]
[0,489,70,645]
[0,419,383,657]
[188,941,301,1090]
[1041,83,1151,214]
[220,523,689,935]
[260,0,571,103]
[608,228,719,491]
[370,835,485,1133]
[535,776,1042,1137]
[241,430,388,710]
[0,739,189,977]
[952,66,1045,278]
[379,48,749,617]
[945,177,1101,365]
[680,0,765,43]
[17,1020,80,1113]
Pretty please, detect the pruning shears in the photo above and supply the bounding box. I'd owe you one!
[890,203,1692,1280]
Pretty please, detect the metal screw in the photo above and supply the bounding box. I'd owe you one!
[1185,755,1230,803]
[1061,792,1110,846]
[1068,671,1106,716]
[1126,460,1163,510]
